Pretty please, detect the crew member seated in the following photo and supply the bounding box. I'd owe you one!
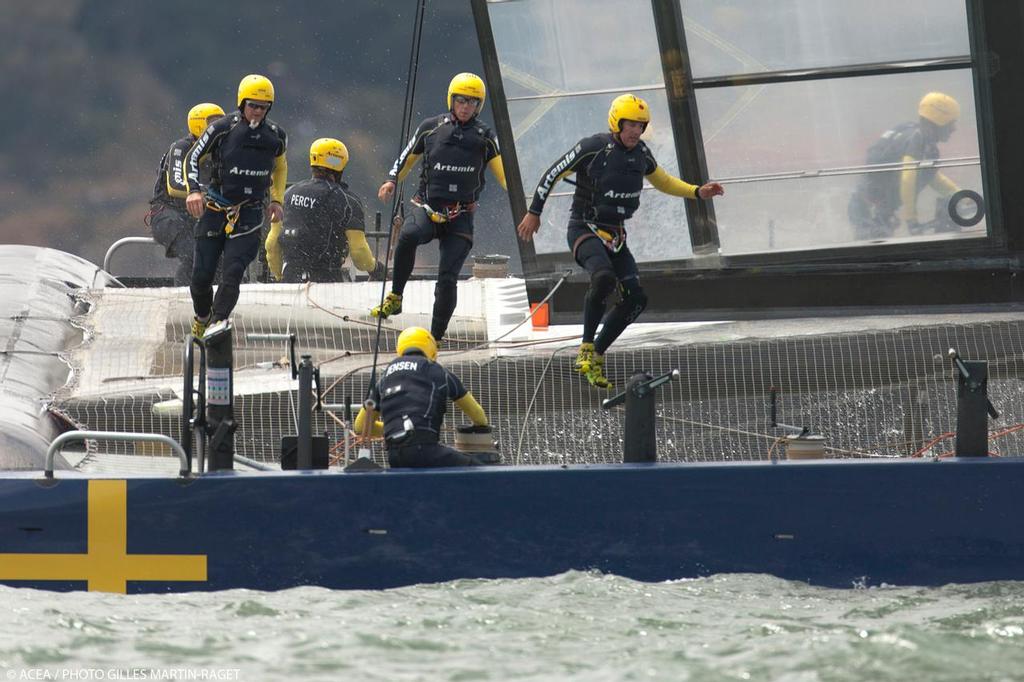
[265,137,385,283]
[354,326,491,468]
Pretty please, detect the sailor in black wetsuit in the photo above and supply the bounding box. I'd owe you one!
[371,72,507,341]
[354,327,491,468]
[148,102,224,286]
[848,92,961,240]
[517,94,724,389]
[264,138,385,283]
[184,74,287,338]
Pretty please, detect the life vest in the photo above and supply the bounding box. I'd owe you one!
[584,140,647,224]
[279,178,352,269]
[376,354,451,438]
[209,114,285,204]
[423,117,490,203]
[859,122,940,212]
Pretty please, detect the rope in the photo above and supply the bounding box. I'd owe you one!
[366,0,427,399]
[514,344,577,464]
[442,269,573,349]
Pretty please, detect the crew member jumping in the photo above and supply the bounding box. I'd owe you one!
[517,94,724,389]
[184,74,287,338]
[372,72,507,342]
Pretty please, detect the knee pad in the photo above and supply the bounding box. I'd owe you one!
[589,268,617,301]
[220,259,248,284]
[190,265,216,289]
[397,229,420,248]
[624,287,648,319]
[434,277,458,297]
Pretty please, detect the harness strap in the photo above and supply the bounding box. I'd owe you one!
[204,188,254,236]
[144,204,165,227]
[586,222,626,253]
[412,197,478,224]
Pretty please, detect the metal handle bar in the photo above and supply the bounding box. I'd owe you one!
[46,431,190,479]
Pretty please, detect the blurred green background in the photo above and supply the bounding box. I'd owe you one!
[0,0,519,276]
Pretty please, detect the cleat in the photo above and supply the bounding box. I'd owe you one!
[191,315,211,339]
[574,342,595,374]
[370,292,403,319]
[583,354,613,390]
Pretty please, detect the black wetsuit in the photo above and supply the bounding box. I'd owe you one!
[386,113,500,340]
[370,350,480,468]
[529,133,655,354]
[279,177,365,283]
[184,112,286,321]
[150,135,200,286]
[848,122,942,239]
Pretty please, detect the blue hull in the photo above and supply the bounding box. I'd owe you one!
[1,458,1022,592]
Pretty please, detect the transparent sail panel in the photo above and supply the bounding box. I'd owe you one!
[680,0,970,77]
[488,0,664,92]
[487,0,984,264]
[700,69,984,253]
[490,0,691,262]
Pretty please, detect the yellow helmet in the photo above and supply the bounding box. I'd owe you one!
[608,94,650,133]
[396,326,438,362]
[309,138,349,172]
[447,72,486,115]
[918,92,960,127]
[187,102,225,138]
[237,74,275,108]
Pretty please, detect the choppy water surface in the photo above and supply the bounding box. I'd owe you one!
[2,572,1023,681]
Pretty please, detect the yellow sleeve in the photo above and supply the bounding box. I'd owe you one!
[270,154,287,205]
[930,171,959,196]
[354,407,384,438]
[454,392,488,427]
[346,230,377,273]
[487,156,508,191]
[166,148,189,198]
[166,174,188,199]
[646,166,698,199]
[265,220,284,281]
[899,154,918,222]
[396,153,421,183]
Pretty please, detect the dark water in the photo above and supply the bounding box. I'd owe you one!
[2,572,1023,681]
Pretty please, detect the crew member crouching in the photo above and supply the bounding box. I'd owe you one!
[355,327,491,468]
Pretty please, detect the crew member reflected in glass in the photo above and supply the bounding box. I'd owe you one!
[848,92,962,241]
[371,72,508,342]
[148,103,224,286]
[265,138,385,283]
[354,327,491,468]
[516,94,724,389]
[183,74,287,339]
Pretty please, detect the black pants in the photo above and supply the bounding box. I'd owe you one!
[387,441,482,468]
[190,206,262,321]
[568,220,647,355]
[150,206,195,286]
[848,190,897,240]
[391,206,473,340]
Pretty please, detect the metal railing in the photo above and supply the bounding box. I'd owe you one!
[182,337,207,473]
[103,237,160,275]
[46,430,190,479]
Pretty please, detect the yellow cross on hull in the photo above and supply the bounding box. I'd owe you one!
[0,480,206,593]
